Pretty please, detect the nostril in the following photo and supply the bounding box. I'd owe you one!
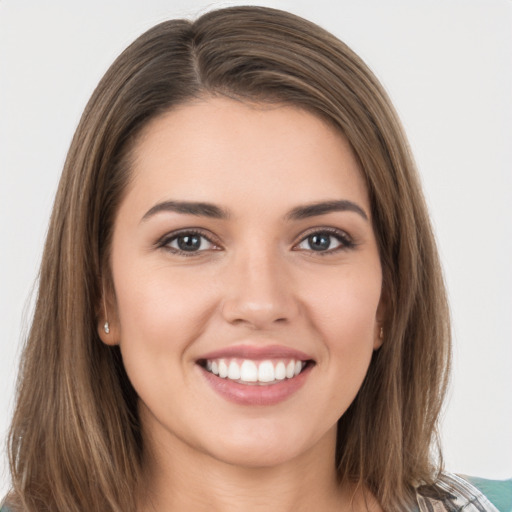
[219,285,302,329]
[230,316,289,328]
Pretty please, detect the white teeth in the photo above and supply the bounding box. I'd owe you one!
[227,360,241,380]
[218,360,228,378]
[258,361,275,382]
[204,358,308,384]
[286,360,295,378]
[275,361,286,380]
[240,360,258,382]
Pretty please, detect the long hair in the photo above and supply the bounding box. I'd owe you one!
[6,6,450,511]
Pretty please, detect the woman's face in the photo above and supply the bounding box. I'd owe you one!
[101,97,383,469]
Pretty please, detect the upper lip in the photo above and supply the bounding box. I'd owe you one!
[197,344,314,362]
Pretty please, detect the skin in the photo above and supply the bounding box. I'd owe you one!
[99,97,384,512]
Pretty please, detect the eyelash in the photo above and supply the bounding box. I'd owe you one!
[156,227,355,257]
[293,227,355,255]
[156,229,220,257]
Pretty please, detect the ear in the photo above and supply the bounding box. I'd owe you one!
[97,316,120,346]
[97,282,120,346]
[373,293,387,350]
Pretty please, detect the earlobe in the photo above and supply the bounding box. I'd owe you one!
[374,292,387,350]
[373,325,384,350]
[97,317,120,346]
[97,281,120,345]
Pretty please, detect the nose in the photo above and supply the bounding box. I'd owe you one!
[221,246,300,330]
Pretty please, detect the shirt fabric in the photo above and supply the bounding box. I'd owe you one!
[415,472,511,511]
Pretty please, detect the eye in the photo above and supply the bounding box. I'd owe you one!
[158,230,219,255]
[295,229,354,253]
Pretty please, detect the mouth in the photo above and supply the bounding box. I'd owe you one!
[197,357,314,385]
[196,345,315,406]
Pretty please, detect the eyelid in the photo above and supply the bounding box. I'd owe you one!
[292,226,355,253]
[155,228,222,254]
[154,226,355,256]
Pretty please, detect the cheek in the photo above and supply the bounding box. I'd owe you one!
[111,263,221,411]
[112,258,219,355]
[300,266,382,366]
[290,267,382,427]
[307,267,381,329]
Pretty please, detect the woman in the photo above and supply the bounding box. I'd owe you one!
[2,6,509,512]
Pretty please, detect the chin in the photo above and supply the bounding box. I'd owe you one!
[210,442,306,469]
[200,418,332,470]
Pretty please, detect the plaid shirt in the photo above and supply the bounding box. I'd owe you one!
[415,473,508,512]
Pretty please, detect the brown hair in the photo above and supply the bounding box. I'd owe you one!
[6,6,450,511]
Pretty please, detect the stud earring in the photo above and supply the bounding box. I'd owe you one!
[379,327,384,339]
[101,284,110,335]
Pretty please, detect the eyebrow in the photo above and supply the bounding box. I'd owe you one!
[141,199,368,223]
[285,200,368,221]
[141,200,230,221]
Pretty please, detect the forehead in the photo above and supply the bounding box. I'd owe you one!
[124,96,369,216]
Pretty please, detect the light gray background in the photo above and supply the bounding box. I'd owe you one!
[1,0,511,496]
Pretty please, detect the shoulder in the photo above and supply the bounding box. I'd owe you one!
[463,474,512,512]
[416,472,512,512]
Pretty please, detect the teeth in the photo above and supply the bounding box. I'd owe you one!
[258,361,275,382]
[286,360,295,379]
[204,358,307,384]
[218,360,228,378]
[275,361,286,380]
[228,360,241,380]
[240,360,258,382]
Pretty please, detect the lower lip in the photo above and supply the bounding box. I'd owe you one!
[199,364,313,406]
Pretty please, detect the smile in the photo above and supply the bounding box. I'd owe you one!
[201,358,307,385]
[196,345,315,406]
